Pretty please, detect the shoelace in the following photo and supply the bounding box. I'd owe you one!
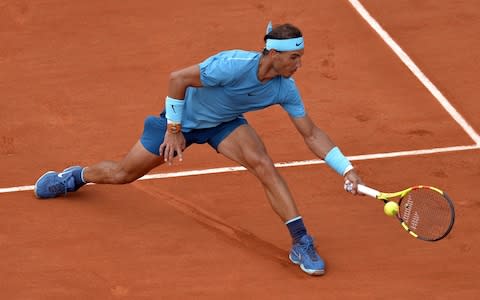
[302,241,320,261]
[47,177,68,195]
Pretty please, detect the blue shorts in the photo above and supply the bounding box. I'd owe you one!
[140,112,248,155]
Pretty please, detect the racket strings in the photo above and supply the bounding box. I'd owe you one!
[398,188,454,241]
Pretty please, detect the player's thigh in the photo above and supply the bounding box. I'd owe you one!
[119,140,165,179]
[217,124,272,168]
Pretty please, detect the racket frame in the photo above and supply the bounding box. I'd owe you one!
[349,183,455,241]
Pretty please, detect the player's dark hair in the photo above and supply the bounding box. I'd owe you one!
[262,23,303,55]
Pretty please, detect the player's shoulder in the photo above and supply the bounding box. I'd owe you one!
[201,50,260,76]
[273,76,301,102]
[214,49,260,60]
[207,50,260,67]
[279,76,298,90]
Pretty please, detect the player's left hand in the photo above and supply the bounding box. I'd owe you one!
[160,131,186,165]
[344,169,363,195]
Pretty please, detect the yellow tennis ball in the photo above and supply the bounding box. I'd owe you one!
[384,201,399,217]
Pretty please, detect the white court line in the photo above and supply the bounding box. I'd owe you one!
[1,144,478,194]
[348,0,480,146]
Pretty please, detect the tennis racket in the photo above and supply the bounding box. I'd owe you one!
[344,182,455,242]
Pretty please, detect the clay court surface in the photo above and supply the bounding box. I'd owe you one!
[1,0,479,299]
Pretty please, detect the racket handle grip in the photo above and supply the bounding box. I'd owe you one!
[344,181,381,198]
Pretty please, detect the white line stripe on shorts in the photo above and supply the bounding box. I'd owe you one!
[1,144,478,194]
[348,0,480,145]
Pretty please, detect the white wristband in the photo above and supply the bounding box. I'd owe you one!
[342,165,354,176]
[324,146,353,176]
[165,96,184,124]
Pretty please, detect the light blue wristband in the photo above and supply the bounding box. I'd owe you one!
[165,96,184,123]
[324,147,353,176]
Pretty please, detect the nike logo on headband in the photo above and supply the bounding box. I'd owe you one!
[296,41,303,47]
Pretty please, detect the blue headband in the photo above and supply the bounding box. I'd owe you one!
[264,21,304,51]
[265,37,304,51]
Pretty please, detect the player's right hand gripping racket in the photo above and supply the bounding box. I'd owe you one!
[345,182,455,242]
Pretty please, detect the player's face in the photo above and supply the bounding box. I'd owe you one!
[272,49,304,77]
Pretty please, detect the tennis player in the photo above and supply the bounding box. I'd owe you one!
[34,22,363,276]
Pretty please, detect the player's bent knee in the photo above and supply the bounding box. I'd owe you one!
[248,154,275,176]
[113,169,139,184]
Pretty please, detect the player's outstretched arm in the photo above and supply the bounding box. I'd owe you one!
[289,114,336,158]
[289,114,363,193]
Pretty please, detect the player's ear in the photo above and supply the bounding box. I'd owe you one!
[269,49,282,59]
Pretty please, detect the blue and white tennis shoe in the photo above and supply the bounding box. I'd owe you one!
[289,234,325,276]
[34,166,85,199]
